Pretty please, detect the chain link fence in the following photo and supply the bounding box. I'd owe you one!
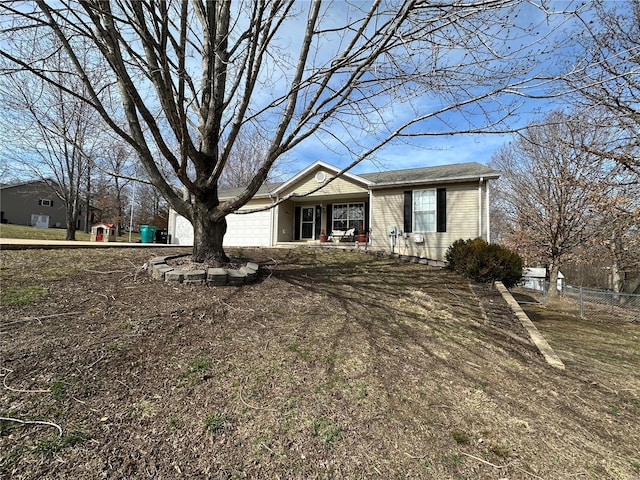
[533,282,640,322]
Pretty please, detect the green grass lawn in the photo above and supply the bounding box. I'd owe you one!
[0,223,141,242]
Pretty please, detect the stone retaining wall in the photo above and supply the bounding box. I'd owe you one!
[494,281,565,370]
[149,255,259,286]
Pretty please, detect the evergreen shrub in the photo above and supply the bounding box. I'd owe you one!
[445,238,523,288]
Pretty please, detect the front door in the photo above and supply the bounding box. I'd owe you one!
[300,206,315,240]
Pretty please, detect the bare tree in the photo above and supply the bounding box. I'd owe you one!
[566,0,640,177]
[217,127,293,189]
[0,1,580,263]
[91,149,133,235]
[135,181,168,229]
[588,170,640,292]
[489,111,618,297]
[0,33,107,240]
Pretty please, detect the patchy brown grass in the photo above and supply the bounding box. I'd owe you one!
[1,247,639,479]
[523,303,640,404]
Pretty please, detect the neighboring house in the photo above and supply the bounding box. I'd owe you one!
[0,179,90,230]
[521,267,565,292]
[167,160,499,261]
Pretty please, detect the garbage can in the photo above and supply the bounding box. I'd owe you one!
[140,225,157,243]
[155,229,168,244]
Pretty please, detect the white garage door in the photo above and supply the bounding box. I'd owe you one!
[223,210,272,247]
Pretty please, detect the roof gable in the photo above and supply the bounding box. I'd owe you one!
[218,161,370,200]
[273,160,371,195]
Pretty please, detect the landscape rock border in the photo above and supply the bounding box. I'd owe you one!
[149,254,259,286]
[494,281,565,370]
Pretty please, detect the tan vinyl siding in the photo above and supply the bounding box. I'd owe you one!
[276,199,295,242]
[278,168,367,198]
[234,198,273,211]
[370,182,486,261]
[447,182,482,238]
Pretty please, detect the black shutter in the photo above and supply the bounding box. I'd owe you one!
[403,191,412,233]
[315,205,322,239]
[38,199,42,205]
[326,204,333,233]
[364,201,370,232]
[50,200,53,207]
[437,188,446,232]
[294,206,301,240]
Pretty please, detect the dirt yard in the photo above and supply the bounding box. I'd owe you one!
[1,247,639,479]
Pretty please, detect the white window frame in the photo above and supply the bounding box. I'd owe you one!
[40,199,53,207]
[413,189,436,233]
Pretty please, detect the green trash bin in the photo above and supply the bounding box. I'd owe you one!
[140,225,157,243]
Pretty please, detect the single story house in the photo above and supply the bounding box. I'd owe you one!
[167,160,500,261]
[521,267,565,292]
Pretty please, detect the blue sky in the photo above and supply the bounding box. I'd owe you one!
[0,1,584,184]
[255,0,581,178]
[291,132,510,174]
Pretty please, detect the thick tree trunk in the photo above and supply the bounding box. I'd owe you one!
[191,197,229,265]
[65,211,77,241]
[84,167,91,234]
[547,263,560,298]
[610,236,623,293]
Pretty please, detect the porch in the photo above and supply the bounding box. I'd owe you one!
[275,197,370,244]
[275,239,371,250]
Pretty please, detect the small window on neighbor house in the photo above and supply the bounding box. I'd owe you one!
[39,199,53,207]
[413,189,436,232]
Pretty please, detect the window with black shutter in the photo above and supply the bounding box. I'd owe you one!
[405,188,446,233]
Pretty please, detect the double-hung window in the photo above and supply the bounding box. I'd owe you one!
[413,189,436,232]
[404,188,446,233]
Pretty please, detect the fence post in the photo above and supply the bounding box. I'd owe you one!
[611,291,614,315]
[579,287,584,318]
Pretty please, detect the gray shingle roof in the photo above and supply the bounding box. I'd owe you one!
[358,162,500,186]
[219,161,499,198]
[219,182,284,199]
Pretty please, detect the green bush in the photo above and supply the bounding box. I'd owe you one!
[445,238,522,288]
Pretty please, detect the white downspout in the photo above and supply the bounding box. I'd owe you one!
[368,187,373,246]
[486,180,491,243]
[478,177,483,239]
[270,194,278,247]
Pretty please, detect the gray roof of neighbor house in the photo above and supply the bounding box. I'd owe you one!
[219,161,499,199]
[0,179,58,190]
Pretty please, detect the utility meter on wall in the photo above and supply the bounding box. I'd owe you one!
[388,226,397,237]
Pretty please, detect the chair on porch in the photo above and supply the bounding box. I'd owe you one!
[329,228,355,242]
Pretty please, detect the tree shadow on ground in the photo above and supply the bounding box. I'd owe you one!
[510,290,541,305]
